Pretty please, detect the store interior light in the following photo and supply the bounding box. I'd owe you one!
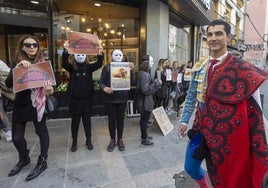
[30,1,39,4]
[94,3,101,7]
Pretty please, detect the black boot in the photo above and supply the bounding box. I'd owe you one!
[71,140,77,152]
[86,139,93,150]
[25,156,47,181]
[8,154,30,177]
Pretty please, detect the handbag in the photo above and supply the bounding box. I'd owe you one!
[46,95,59,112]
[188,129,209,160]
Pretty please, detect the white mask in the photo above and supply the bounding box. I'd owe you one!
[112,49,123,62]
[74,54,86,63]
[149,56,154,68]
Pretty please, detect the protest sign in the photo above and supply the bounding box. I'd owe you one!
[152,106,174,136]
[66,31,100,55]
[13,61,56,93]
[110,62,130,90]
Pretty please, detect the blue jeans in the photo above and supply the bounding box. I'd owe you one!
[184,133,206,180]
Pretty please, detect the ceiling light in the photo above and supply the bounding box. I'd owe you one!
[30,1,39,4]
[94,3,101,7]
[81,17,86,22]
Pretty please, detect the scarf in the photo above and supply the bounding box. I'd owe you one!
[31,87,46,122]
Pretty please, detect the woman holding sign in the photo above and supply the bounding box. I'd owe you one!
[5,35,54,181]
[62,46,103,152]
[99,49,134,152]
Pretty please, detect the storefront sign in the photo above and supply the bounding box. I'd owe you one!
[198,0,211,10]
[13,61,56,93]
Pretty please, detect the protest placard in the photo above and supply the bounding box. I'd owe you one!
[13,61,56,93]
[152,106,174,136]
[110,62,130,90]
[66,31,100,55]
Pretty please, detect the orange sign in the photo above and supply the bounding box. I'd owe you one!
[66,31,100,55]
[13,61,56,93]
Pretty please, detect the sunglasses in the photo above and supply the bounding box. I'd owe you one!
[23,43,38,48]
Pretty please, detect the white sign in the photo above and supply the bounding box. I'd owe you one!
[152,106,174,136]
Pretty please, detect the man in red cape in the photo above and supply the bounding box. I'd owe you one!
[178,19,268,188]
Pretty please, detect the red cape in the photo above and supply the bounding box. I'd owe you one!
[193,55,268,188]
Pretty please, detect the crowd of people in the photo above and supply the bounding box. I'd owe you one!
[0,19,268,187]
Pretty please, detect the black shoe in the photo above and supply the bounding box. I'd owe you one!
[117,139,125,151]
[8,156,30,177]
[107,139,116,152]
[25,156,47,181]
[86,140,93,150]
[147,135,153,140]
[140,139,154,146]
[71,143,77,152]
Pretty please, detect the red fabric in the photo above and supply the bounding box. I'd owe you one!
[192,55,268,188]
[207,59,217,82]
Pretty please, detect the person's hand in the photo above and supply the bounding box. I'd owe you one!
[0,112,3,120]
[16,60,31,69]
[103,87,113,94]
[129,62,134,70]
[63,40,69,49]
[43,80,54,95]
[98,44,103,55]
[178,124,187,138]
[155,79,162,85]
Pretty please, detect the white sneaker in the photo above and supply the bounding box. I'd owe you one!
[1,130,12,142]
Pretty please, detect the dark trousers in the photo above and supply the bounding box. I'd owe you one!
[107,102,126,140]
[71,112,91,142]
[12,117,49,158]
[139,110,151,139]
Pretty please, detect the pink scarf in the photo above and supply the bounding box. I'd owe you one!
[31,87,46,122]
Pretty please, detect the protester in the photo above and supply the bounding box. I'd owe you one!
[62,46,103,152]
[5,35,54,181]
[0,60,12,142]
[178,19,268,188]
[154,59,167,110]
[99,49,134,152]
[170,61,179,109]
[136,55,161,146]
[183,60,193,92]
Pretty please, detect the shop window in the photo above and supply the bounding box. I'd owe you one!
[53,15,139,88]
[168,24,191,66]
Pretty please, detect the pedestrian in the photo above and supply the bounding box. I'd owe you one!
[183,60,192,93]
[61,46,103,152]
[136,55,161,146]
[170,61,179,109]
[154,59,168,110]
[99,49,134,152]
[0,60,12,142]
[178,19,268,188]
[6,35,54,181]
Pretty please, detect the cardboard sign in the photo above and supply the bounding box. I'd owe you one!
[66,31,100,55]
[13,61,56,93]
[110,62,130,91]
[152,106,174,136]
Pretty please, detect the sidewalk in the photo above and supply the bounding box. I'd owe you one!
[0,113,192,188]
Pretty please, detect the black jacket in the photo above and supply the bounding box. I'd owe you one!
[62,50,103,99]
[99,63,134,103]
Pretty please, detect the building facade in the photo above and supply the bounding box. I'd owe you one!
[244,0,268,69]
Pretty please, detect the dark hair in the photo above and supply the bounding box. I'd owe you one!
[179,64,186,73]
[14,35,42,64]
[207,19,231,35]
[139,60,150,72]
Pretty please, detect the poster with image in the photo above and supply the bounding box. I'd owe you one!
[13,61,56,93]
[66,31,100,55]
[110,62,130,91]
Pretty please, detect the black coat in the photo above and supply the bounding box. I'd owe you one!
[99,64,134,103]
[62,50,103,113]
